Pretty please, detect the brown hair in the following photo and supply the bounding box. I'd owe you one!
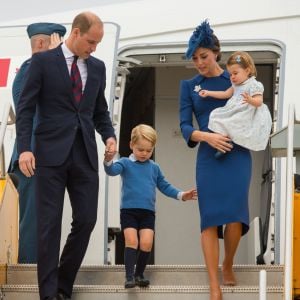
[72,12,103,34]
[211,34,222,62]
[227,51,257,77]
[131,124,157,146]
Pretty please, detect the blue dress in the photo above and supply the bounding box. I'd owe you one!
[179,71,251,237]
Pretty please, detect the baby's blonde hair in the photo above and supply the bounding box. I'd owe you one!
[131,124,157,146]
[227,51,257,77]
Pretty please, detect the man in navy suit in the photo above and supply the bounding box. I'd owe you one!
[16,12,117,300]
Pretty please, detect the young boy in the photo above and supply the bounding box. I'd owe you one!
[104,124,197,288]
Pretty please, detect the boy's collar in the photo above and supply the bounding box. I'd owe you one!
[129,153,137,161]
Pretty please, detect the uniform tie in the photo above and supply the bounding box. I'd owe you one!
[70,55,82,102]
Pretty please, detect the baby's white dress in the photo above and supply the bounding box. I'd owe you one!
[208,76,272,151]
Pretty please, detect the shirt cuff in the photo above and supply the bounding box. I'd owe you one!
[177,192,183,201]
[104,160,113,166]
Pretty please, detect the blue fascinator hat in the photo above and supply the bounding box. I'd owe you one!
[185,20,216,59]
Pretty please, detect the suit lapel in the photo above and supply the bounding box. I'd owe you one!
[72,56,95,109]
[55,46,72,89]
[54,46,78,109]
[81,58,96,104]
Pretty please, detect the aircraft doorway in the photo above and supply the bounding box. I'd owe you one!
[114,67,156,264]
[114,51,277,265]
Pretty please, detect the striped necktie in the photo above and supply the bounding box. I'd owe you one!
[70,55,82,102]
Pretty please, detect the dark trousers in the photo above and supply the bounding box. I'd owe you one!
[36,132,99,299]
[14,166,37,263]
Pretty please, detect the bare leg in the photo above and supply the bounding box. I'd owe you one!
[201,227,222,300]
[222,222,242,286]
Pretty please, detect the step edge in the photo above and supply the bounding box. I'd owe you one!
[1,284,285,291]
[6,264,285,272]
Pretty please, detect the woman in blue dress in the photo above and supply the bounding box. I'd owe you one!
[179,20,252,300]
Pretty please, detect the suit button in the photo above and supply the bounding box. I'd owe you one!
[74,126,78,130]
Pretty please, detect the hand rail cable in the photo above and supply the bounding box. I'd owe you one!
[0,101,16,178]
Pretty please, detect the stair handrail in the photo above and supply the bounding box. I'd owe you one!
[0,100,15,177]
[284,103,295,300]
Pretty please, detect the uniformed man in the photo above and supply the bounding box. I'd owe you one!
[10,22,66,263]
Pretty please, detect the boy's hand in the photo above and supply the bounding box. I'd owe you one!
[104,151,112,162]
[104,137,117,161]
[104,149,116,162]
[182,188,197,201]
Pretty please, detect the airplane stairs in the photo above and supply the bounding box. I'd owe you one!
[0,264,284,299]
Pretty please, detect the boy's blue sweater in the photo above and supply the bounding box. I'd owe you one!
[104,155,181,212]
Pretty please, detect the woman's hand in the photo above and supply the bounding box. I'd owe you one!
[191,130,232,153]
[205,132,233,153]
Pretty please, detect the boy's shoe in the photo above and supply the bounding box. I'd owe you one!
[124,278,136,288]
[135,275,150,287]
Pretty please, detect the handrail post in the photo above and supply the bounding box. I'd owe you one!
[284,103,295,300]
[259,269,267,300]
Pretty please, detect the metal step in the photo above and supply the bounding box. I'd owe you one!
[0,285,284,300]
[1,264,284,300]
[6,264,284,286]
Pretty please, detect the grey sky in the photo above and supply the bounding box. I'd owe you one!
[0,0,130,22]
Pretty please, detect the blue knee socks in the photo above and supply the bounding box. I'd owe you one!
[124,247,137,280]
[135,250,150,277]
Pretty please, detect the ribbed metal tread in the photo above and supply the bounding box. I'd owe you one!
[2,264,284,299]
[6,264,284,286]
[1,283,285,292]
[7,263,284,271]
[0,284,284,300]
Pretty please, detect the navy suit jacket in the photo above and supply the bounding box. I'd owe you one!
[16,45,115,171]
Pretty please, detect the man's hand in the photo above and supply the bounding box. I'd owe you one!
[48,33,63,49]
[19,151,35,177]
